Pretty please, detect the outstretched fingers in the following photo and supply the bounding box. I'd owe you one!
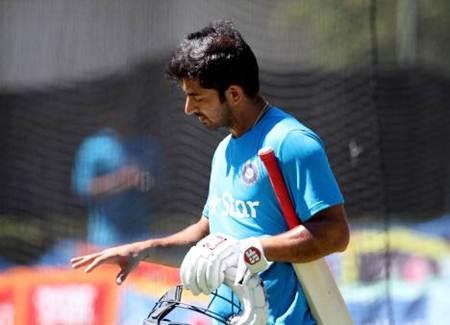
[70,253,101,269]
[83,253,111,273]
[70,251,111,273]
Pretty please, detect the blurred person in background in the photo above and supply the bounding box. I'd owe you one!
[71,20,349,324]
[72,107,159,247]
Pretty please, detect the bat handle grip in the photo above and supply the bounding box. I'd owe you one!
[258,147,301,229]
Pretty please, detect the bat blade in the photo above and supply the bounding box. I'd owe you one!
[258,147,353,325]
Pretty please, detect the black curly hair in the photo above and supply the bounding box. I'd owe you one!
[166,20,260,102]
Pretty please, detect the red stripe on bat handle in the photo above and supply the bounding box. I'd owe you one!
[258,147,301,229]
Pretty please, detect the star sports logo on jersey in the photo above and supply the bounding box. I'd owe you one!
[241,161,259,186]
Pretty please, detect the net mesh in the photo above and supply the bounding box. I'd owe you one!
[1,0,450,324]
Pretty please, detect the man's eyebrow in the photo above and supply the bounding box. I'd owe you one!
[186,92,201,96]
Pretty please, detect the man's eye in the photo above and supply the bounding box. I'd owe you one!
[194,97,203,102]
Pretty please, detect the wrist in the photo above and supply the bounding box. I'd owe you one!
[134,240,154,261]
[239,237,269,274]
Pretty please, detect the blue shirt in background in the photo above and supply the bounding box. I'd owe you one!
[72,129,159,246]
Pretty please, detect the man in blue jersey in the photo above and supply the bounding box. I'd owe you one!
[71,20,349,324]
[72,109,159,247]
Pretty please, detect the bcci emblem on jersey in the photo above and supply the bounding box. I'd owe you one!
[241,161,259,186]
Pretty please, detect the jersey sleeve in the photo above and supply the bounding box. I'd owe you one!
[278,130,344,222]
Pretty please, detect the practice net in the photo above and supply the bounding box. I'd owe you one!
[1,1,450,324]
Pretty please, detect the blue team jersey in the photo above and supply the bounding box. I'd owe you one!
[72,128,158,246]
[202,107,344,324]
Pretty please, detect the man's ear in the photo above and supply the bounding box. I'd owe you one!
[225,85,244,105]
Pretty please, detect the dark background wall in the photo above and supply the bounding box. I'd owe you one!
[1,0,450,263]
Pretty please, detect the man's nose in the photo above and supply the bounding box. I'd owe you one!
[184,97,195,115]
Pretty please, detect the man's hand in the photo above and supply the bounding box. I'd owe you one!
[70,243,144,285]
[180,234,270,295]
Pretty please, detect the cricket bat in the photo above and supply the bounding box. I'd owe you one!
[258,147,353,325]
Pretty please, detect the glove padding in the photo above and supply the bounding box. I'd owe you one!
[180,234,269,295]
[224,267,269,325]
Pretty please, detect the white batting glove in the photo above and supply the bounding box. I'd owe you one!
[224,267,269,325]
[180,234,270,295]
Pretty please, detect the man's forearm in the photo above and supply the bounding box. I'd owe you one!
[261,205,349,263]
[261,226,330,263]
[88,166,140,196]
[138,217,210,267]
